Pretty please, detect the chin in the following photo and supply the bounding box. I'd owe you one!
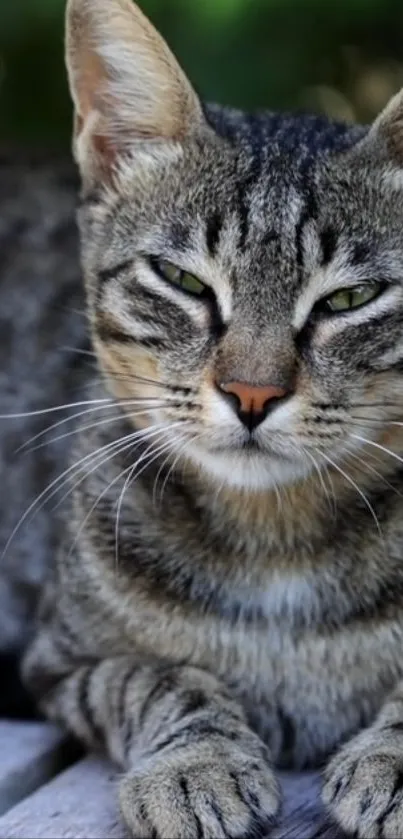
[186,443,311,492]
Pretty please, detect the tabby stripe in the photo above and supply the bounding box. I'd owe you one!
[179,776,203,839]
[178,688,209,718]
[151,718,240,755]
[168,220,191,253]
[236,182,251,251]
[138,668,178,727]
[230,770,258,812]
[117,664,141,734]
[236,141,265,252]
[131,336,168,350]
[125,282,206,338]
[390,770,403,800]
[246,115,265,197]
[128,294,196,333]
[125,286,166,308]
[78,667,104,744]
[118,664,142,762]
[320,226,337,266]
[210,798,230,838]
[206,210,223,257]
[96,322,167,349]
[98,259,133,286]
[351,240,371,266]
[376,778,403,834]
[295,185,318,281]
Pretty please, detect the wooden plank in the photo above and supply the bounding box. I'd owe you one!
[0,721,71,816]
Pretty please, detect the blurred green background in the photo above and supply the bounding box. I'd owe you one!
[1,0,403,150]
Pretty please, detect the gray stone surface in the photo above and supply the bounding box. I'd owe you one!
[0,756,126,839]
[275,771,346,838]
[0,721,68,816]
[0,729,345,839]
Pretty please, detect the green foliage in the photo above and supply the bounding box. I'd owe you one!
[1,0,403,149]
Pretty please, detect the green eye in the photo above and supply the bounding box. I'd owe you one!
[154,260,206,297]
[325,282,383,313]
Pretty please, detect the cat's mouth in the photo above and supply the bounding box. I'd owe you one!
[208,436,292,460]
[186,434,309,490]
[240,438,262,452]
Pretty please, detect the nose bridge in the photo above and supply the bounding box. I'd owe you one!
[215,323,296,391]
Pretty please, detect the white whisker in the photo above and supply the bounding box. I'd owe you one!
[0,398,115,420]
[1,425,159,558]
[302,446,336,518]
[114,430,183,567]
[319,450,383,540]
[71,460,141,565]
[22,405,168,455]
[52,424,170,516]
[16,397,171,454]
[153,428,201,508]
[351,434,403,468]
[347,450,401,497]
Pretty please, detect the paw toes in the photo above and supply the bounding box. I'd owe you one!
[324,750,403,839]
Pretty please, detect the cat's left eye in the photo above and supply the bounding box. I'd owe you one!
[153,259,206,297]
[323,282,383,314]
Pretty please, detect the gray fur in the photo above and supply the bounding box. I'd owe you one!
[3,0,403,836]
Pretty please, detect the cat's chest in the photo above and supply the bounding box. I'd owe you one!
[215,615,403,767]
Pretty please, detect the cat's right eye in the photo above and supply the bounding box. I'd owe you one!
[321,282,383,314]
[152,259,207,298]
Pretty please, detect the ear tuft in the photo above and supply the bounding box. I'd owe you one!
[65,0,204,183]
[369,89,403,166]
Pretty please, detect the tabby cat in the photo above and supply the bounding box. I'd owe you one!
[16,0,403,836]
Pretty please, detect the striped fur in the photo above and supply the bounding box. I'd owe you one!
[20,0,403,836]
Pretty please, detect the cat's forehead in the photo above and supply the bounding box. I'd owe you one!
[106,112,403,311]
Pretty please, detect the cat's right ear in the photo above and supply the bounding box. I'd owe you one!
[366,88,403,167]
[65,0,206,185]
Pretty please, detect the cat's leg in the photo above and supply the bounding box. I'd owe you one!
[23,650,280,838]
[323,682,403,838]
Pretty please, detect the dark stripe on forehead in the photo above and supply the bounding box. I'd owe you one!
[351,241,371,266]
[205,210,223,256]
[236,183,250,251]
[236,121,265,251]
[295,184,318,280]
[245,113,265,170]
[167,221,191,253]
[320,226,338,266]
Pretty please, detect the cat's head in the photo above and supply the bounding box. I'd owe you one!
[66,0,403,491]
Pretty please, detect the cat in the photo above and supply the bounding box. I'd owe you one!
[10,0,403,836]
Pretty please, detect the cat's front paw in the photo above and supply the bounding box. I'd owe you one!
[119,743,281,838]
[323,731,403,838]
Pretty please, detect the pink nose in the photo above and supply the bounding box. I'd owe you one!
[220,381,288,413]
[217,381,291,431]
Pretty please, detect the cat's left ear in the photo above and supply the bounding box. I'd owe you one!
[65,0,206,185]
[367,89,403,165]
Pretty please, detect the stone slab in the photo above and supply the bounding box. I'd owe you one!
[0,721,69,816]
[0,756,126,839]
[0,750,345,839]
